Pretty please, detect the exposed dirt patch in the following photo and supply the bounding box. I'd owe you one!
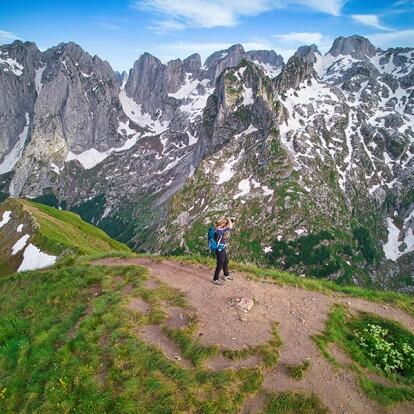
[137,324,193,368]
[144,278,160,290]
[205,354,261,371]
[88,284,102,298]
[327,343,354,367]
[127,297,151,313]
[240,392,267,414]
[93,257,414,414]
[163,305,191,329]
[122,284,133,295]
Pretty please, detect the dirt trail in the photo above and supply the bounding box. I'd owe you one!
[95,257,414,414]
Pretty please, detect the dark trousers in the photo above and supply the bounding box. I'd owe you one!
[213,249,229,280]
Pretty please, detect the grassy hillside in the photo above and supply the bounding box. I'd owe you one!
[0,198,131,275]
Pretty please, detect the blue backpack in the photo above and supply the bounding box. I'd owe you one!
[208,226,217,252]
[208,226,224,252]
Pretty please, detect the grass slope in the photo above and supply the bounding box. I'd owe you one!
[0,198,131,275]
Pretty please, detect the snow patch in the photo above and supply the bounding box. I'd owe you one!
[168,73,199,99]
[383,217,401,261]
[12,234,30,255]
[66,134,141,170]
[216,150,244,184]
[252,61,282,78]
[119,89,169,135]
[18,243,57,272]
[242,87,254,106]
[233,178,251,199]
[0,112,30,174]
[0,211,12,228]
[0,52,24,76]
[35,65,46,93]
[234,124,258,139]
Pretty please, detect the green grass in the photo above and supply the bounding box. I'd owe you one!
[262,391,329,413]
[313,305,414,406]
[286,360,311,380]
[222,323,282,368]
[0,264,264,413]
[359,378,414,406]
[163,254,414,318]
[0,199,132,276]
[22,199,131,255]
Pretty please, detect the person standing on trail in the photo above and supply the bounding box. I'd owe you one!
[212,217,234,285]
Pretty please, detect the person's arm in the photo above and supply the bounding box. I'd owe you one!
[226,218,233,229]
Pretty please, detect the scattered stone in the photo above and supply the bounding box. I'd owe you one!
[228,297,254,312]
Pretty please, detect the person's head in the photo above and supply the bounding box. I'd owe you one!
[215,218,227,228]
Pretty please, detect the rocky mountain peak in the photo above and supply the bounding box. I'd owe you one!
[204,44,246,81]
[183,53,201,74]
[295,44,320,65]
[273,53,317,93]
[328,35,377,59]
[245,49,284,67]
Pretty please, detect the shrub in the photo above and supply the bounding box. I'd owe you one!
[354,323,414,375]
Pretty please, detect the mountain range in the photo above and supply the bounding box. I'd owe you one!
[0,35,413,290]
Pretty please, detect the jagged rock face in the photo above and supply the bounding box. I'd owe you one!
[328,35,377,59]
[204,44,285,81]
[183,53,201,74]
[273,54,317,92]
[0,41,41,164]
[6,41,128,197]
[295,45,319,65]
[0,35,413,290]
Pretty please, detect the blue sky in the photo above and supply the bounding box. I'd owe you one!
[0,0,413,71]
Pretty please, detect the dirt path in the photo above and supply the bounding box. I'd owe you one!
[94,257,414,414]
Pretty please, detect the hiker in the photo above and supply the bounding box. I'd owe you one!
[211,217,234,285]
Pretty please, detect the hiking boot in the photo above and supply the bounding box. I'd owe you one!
[223,275,234,281]
[213,279,224,285]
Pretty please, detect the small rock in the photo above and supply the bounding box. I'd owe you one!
[174,355,181,361]
[237,297,254,312]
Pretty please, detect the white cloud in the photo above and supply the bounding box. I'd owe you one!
[98,21,121,30]
[137,0,275,29]
[291,0,346,16]
[274,32,323,44]
[148,19,187,33]
[0,30,20,43]
[367,29,414,48]
[351,14,392,31]
[135,0,347,31]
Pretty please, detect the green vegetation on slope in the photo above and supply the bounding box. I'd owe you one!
[0,198,131,275]
[22,199,131,255]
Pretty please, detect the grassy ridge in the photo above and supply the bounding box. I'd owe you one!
[21,200,131,255]
[0,199,131,276]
